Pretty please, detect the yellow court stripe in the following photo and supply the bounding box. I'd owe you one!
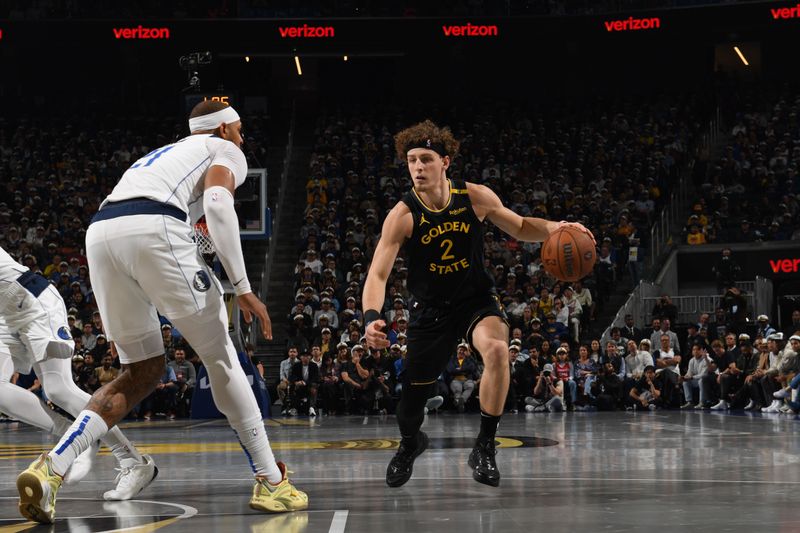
[0,521,38,533]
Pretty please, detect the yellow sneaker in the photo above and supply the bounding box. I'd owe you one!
[249,462,308,513]
[17,453,63,524]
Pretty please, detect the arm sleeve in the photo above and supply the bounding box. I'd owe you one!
[203,185,251,296]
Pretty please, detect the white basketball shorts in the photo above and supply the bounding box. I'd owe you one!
[86,214,223,364]
[0,280,74,373]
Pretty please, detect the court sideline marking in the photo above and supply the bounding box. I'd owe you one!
[329,510,349,533]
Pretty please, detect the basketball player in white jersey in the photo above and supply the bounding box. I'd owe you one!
[17,101,307,524]
[0,246,156,502]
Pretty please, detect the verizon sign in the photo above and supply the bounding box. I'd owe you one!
[604,16,661,32]
[442,23,498,37]
[278,25,334,38]
[113,25,170,39]
[771,4,800,18]
[770,258,800,274]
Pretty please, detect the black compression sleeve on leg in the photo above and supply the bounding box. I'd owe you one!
[477,410,502,444]
[396,382,435,444]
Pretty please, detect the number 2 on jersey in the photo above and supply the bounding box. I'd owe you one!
[130,145,175,169]
[440,239,455,261]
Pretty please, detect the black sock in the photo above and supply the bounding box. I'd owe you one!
[477,410,502,445]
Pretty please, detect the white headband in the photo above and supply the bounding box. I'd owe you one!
[188,106,240,133]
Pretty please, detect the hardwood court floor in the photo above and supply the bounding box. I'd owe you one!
[1,410,798,532]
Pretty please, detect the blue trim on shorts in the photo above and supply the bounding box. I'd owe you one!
[55,414,91,455]
[91,198,187,224]
[16,271,51,298]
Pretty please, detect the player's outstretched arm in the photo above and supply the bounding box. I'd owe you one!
[362,203,412,350]
[204,166,272,340]
[467,182,595,245]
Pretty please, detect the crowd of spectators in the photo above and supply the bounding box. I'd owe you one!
[278,96,707,415]
[682,87,800,245]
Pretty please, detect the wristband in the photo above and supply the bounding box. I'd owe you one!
[364,309,381,328]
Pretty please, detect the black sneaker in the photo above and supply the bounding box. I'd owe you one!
[468,439,500,487]
[386,431,429,487]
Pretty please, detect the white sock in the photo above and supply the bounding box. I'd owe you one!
[232,418,282,484]
[48,410,109,476]
[792,389,798,403]
[103,426,144,464]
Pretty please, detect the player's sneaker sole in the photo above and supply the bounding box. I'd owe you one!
[17,454,61,524]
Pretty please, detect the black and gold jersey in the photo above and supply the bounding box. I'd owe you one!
[400,179,494,306]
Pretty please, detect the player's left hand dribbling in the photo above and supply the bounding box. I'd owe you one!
[365,319,390,350]
[238,292,273,340]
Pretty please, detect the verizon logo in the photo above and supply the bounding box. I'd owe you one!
[442,23,498,37]
[113,25,170,39]
[771,4,800,18]
[278,25,334,38]
[770,258,800,273]
[604,16,661,32]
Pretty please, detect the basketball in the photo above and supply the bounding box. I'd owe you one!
[541,226,597,282]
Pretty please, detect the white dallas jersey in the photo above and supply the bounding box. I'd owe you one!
[0,247,28,283]
[104,134,248,223]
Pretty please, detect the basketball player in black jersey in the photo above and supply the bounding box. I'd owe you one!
[363,120,594,488]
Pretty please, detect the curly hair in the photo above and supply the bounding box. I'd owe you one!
[394,120,460,159]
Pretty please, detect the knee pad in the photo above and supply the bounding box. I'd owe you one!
[34,358,92,416]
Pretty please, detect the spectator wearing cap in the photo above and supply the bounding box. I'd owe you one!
[387,317,409,345]
[277,347,299,415]
[529,363,565,412]
[445,343,480,413]
[290,351,320,416]
[386,297,409,326]
[314,297,339,330]
[340,345,372,415]
[553,347,577,409]
[756,315,777,340]
[287,313,311,353]
[80,322,97,351]
[758,333,787,413]
[161,324,175,354]
[314,327,335,357]
[303,249,323,274]
[90,334,109,361]
[339,296,362,326]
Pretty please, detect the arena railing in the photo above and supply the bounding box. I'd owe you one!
[649,108,720,266]
[247,102,296,346]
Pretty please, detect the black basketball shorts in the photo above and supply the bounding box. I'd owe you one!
[404,293,508,386]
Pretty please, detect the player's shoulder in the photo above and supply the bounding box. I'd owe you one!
[383,200,413,238]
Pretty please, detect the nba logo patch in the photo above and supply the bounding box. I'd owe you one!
[57,326,72,341]
[193,270,211,292]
